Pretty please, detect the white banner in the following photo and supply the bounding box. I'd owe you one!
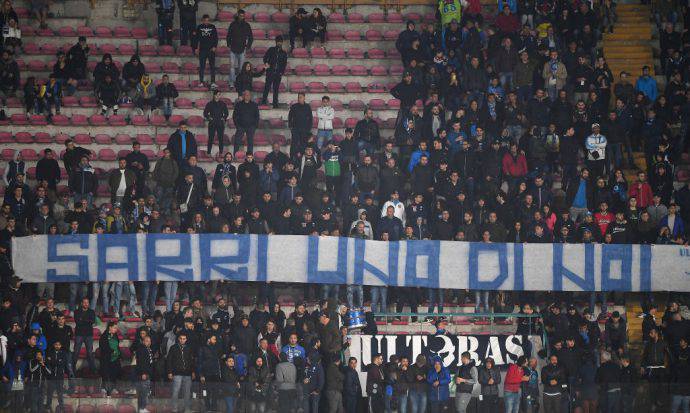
[12,234,690,291]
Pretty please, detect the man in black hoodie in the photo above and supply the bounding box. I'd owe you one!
[226,9,253,85]
[262,36,288,108]
[395,21,420,64]
[177,0,198,46]
[204,91,229,155]
[232,90,260,155]
[343,357,361,413]
[288,92,313,158]
[193,14,218,87]
[0,50,19,98]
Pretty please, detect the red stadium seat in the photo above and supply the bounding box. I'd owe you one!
[384,30,398,40]
[347,48,364,59]
[113,26,131,37]
[10,113,27,125]
[308,82,325,92]
[292,48,308,58]
[289,81,306,93]
[310,47,327,58]
[252,29,266,39]
[70,114,89,126]
[98,149,117,161]
[345,82,362,93]
[348,13,364,22]
[217,10,233,21]
[365,30,383,41]
[253,12,270,22]
[52,114,70,126]
[94,26,112,37]
[30,115,48,125]
[132,28,148,39]
[327,82,344,92]
[314,64,330,75]
[387,12,404,22]
[0,132,11,143]
[77,26,93,36]
[135,134,153,145]
[20,149,38,161]
[368,13,385,23]
[326,30,343,41]
[272,11,289,23]
[344,30,360,41]
[182,62,197,74]
[332,65,348,75]
[350,65,368,76]
[178,45,194,56]
[368,48,386,58]
[108,114,127,126]
[131,115,148,126]
[138,44,157,56]
[329,48,345,59]
[155,134,169,145]
[328,12,345,23]
[371,65,388,76]
[79,96,97,107]
[94,134,112,144]
[349,100,365,110]
[369,99,386,110]
[187,115,204,127]
[73,134,91,145]
[294,65,312,76]
[158,45,175,56]
[35,132,52,143]
[89,114,108,126]
[58,26,77,36]
[15,132,32,143]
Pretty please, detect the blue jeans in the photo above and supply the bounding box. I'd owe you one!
[140,282,158,315]
[73,335,96,371]
[398,392,408,413]
[517,85,532,103]
[90,282,109,314]
[347,285,364,308]
[224,396,236,413]
[608,143,624,169]
[69,283,88,311]
[110,282,136,314]
[229,52,245,85]
[672,395,690,413]
[603,390,622,413]
[504,390,520,413]
[589,292,608,315]
[506,125,523,144]
[164,281,178,312]
[160,97,174,118]
[155,185,174,215]
[371,286,388,313]
[322,284,340,300]
[408,389,427,413]
[499,72,513,90]
[428,289,443,314]
[474,290,489,313]
[316,129,333,148]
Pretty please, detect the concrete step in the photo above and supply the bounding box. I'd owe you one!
[605,32,652,41]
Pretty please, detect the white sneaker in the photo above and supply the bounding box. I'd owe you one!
[210,83,218,90]
[139,409,151,413]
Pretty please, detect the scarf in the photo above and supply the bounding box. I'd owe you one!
[549,59,559,75]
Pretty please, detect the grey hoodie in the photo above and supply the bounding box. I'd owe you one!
[275,360,297,391]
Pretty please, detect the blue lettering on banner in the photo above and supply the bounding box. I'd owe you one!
[255,235,269,282]
[46,235,90,282]
[145,234,193,281]
[512,243,524,290]
[354,238,399,286]
[469,242,508,290]
[552,244,595,291]
[200,234,250,281]
[404,241,440,288]
[601,244,632,291]
[307,236,348,284]
[97,234,139,281]
[639,244,652,291]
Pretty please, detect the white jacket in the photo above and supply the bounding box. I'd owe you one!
[317,106,335,130]
[381,200,406,225]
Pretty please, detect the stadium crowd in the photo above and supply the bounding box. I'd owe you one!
[0,0,689,410]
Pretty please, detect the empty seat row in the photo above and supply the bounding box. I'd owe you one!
[215,10,433,24]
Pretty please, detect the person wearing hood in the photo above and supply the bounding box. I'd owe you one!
[274,351,298,410]
[3,150,24,187]
[122,54,145,94]
[454,351,478,412]
[246,355,271,412]
[1,350,27,410]
[95,73,121,116]
[93,53,120,88]
[29,323,47,355]
[349,209,374,239]
[478,357,501,412]
[427,355,451,412]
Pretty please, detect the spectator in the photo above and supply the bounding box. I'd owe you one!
[289,8,309,51]
[193,14,218,88]
[155,0,175,45]
[262,36,288,108]
[288,92,313,158]
[155,74,179,121]
[232,90,260,155]
[177,0,198,46]
[204,90,229,155]
[167,121,198,166]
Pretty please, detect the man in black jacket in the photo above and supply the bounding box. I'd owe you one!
[232,90,259,155]
[66,37,89,81]
[262,36,288,108]
[46,340,72,410]
[227,9,253,85]
[391,71,422,126]
[177,0,198,46]
[288,92,313,158]
[72,298,96,373]
[193,14,218,87]
[167,121,198,166]
[0,49,19,98]
[155,0,175,45]
[288,8,309,50]
[135,335,155,412]
[204,91,229,155]
[541,354,566,413]
[343,357,361,413]
[353,108,381,155]
[167,333,195,413]
[36,149,61,191]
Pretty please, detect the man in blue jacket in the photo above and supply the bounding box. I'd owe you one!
[635,65,658,101]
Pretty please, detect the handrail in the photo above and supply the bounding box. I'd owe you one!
[373,312,540,318]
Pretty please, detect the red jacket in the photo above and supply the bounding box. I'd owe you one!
[502,152,528,178]
[504,363,524,393]
[629,182,653,208]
